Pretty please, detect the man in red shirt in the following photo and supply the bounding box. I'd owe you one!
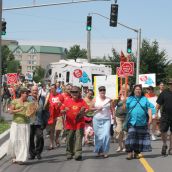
[61,86,88,161]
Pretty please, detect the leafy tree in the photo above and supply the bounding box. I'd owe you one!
[2,45,15,74]
[33,66,45,83]
[66,45,87,60]
[140,39,170,84]
[7,60,20,73]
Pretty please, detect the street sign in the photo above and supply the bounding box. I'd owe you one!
[120,62,134,76]
[116,67,125,78]
[7,73,18,85]
[25,72,33,80]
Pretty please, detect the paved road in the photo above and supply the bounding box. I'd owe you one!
[0,136,171,172]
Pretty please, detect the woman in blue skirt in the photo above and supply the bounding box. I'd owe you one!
[125,84,152,160]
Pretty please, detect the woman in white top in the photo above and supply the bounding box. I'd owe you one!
[92,86,114,158]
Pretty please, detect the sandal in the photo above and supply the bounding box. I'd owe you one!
[133,153,140,159]
[161,145,168,156]
[48,146,54,150]
[126,153,133,160]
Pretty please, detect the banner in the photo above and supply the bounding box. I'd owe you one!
[94,75,118,99]
[25,72,33,80]
[7,73,18,85]
[139,74,156,87]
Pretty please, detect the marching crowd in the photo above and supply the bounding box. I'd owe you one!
[1,79,172,164]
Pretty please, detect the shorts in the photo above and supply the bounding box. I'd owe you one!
[160,116,172,133]
[114,117,126,140]
[55,116,64,131]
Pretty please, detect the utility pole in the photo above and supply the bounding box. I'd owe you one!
[89,12,141,84]
[0,0,2,117]
[87,30,91,63]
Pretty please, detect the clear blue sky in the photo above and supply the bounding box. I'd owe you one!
[2,0,172,60]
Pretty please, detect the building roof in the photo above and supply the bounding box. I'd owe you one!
[8,45,66,55]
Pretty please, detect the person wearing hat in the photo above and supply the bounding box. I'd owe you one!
[91,86,114,158]
[60,86,89,161]
[156,78,172,156]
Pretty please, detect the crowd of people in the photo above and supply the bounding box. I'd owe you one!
[1,78,172,164]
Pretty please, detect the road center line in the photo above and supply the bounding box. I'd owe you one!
[139,154,154,172]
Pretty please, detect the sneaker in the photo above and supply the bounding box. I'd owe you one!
[116,147,122,152]
[151,134,157,141]
[67,155,73,160]
[37,154,42,160]
[122,148,126,152]
[75,156,82,161]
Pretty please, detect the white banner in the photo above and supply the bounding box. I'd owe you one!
[139,74,156,87]
[94,75,118,99]
[25,72,33,80]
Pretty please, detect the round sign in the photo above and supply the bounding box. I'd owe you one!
[73,69,82,78]
[121,63,132,73]
[7,73,18,85]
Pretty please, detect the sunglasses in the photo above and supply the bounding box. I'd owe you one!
[99,89,106,92]
[70,91,79,94]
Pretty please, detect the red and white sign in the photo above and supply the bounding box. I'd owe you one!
[120,62,134,76]
[116,67,125,78]
[73,69,82,78]
[7,73,18,85]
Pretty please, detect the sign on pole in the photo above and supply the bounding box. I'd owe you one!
[116,67,125,78]
[7,73,18,85]
[94,75,118,99]
[139,74,156,87]
[120,62,134,76]
[25,72,33,80]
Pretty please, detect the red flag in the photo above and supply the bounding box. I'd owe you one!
[120,51,127,62]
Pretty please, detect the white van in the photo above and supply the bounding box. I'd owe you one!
[45,59,112,87]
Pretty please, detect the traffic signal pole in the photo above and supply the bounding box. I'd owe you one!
[0,0,2,117]
[87,30,91,63]
[89,12,141,84]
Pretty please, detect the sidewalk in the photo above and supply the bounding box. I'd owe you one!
[0,112,12,159]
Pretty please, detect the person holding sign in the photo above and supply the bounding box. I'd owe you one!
[92,86,114,158]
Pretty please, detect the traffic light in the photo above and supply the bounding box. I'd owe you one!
[110,4,118,27]
[1,21,7,35]
[127,39,132,53]
[86,16,92,31]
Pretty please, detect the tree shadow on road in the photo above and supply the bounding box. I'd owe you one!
[143,153,162,158]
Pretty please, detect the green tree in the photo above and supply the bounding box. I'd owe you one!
[33,66,45,83]
[2,45,15,74]
[7,60,20,73]
[140,39,170,84]
[66,45,87,60]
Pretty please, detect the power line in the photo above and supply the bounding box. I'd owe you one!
[3,0,110,11]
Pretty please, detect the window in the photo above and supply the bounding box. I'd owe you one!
[66,72,70,83]
[59,73,61,78]
[32,61,37,65]
[27,66,31,71]
[32,66,36,71]
[28,60,32,65]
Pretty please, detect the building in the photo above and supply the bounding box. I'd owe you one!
[8,44,66,75]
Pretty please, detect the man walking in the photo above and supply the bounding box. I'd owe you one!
[28,86,44,160]
[156,78,172,155]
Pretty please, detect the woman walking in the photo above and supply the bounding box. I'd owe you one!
[8,88,30,164]
[92,86,114,158]
[125,84,152,160]
[114,87,129,152]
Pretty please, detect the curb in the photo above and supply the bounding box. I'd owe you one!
[0,140,9,160]
[0,129,10,140]
[0,129,10,160]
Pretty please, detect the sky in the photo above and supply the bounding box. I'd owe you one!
[2,0,172,61]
